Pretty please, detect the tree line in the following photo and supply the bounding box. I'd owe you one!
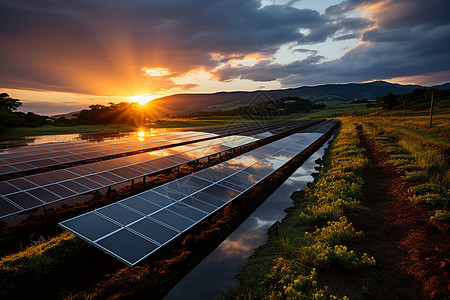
[0,93,149,131]
[377,88,450,111]
[0,93,53,131]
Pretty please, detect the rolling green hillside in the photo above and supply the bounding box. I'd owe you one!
[148,81,448,115]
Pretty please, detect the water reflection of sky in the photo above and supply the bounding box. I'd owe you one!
[164,139,330,300]
[0,128,204,151]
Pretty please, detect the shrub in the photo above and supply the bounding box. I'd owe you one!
[312,217,364,245]
[408,183,447,196]
[404,171,429,183]
[430,210,450,222]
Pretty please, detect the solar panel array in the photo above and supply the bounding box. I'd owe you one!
[60,120,337,266]
[0,121,312,219]
[0,121,295,176]
[0,131,216,175]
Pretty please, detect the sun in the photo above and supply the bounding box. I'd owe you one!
[127,94,155,105]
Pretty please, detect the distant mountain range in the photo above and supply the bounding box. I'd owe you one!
[146,81,449,116]
[52,81,449,118]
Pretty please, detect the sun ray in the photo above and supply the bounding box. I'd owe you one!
[127,94,155,105]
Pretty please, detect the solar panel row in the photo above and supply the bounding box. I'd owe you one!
[0,121,298,176]
[0,120,268,156]
[0,132,217,176]
[0,121,312,219]
[59,120,338,266]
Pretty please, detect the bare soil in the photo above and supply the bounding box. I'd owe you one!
[319,124,449,300]
[350,124,449,299]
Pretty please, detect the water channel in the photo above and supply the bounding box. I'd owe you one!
[164,138,331,300]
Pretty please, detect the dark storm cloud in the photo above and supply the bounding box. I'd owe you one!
[333,33,359,41]
[1,0,448,95]
[216,0,450,86]
[0,0,350,95]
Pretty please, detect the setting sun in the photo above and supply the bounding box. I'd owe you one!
[127,95,155,105]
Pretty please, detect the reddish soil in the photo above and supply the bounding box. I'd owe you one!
[353,124,449,299]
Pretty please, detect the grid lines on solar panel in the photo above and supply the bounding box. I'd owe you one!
[0,121,304,175]
[0,121,316,218]
[59,120,338,266]
[0,131,218,175]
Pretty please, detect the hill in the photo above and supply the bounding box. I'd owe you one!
[379,88,450,111]
[52,111,80,119]
[147,81,445,115]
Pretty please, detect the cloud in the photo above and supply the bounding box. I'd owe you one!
[293,48,319,55]
[0,0,448,98]
[0,0,346,96]
[333,33,359,41]
[215,0,450,86]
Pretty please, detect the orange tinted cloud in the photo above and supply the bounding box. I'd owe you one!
[0,0,448,101]
[0,0,350,96]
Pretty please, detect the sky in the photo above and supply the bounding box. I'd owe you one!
[1,0,449,115]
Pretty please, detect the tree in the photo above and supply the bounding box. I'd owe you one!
[0,93,22,111]
[380,93,399,110]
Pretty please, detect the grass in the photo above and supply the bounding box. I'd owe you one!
[0,232,75,270]
[0,232,89,299]
[354,113,449,217]
[360,114,450,150]
[222,120,375,299]
[430,210,450,222]
[263,103,373,120]
[302,103,370,119]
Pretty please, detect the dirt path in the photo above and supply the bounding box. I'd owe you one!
[354,124,449,299]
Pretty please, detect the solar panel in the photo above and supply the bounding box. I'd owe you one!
[0,121,301,176]
[0,131,216,175]
[0,121,313,218]
[60,120,338,266]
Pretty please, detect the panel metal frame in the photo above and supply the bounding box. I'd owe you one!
[60,120,338,266]
[1,121,311,218]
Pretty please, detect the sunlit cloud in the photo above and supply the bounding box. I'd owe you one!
[142,67,171,77]
[0,0,448,116]
[386,70,450,87]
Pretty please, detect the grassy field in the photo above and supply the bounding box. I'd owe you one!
[357,114,450,150]
[355,114,449,219]
[301,103,369,118]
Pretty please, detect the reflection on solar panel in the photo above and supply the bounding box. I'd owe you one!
[59,120,338,266]
[0,121,313,219]
[0,121,296,176]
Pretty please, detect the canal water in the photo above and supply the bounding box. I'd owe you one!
[164,138,331,300]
